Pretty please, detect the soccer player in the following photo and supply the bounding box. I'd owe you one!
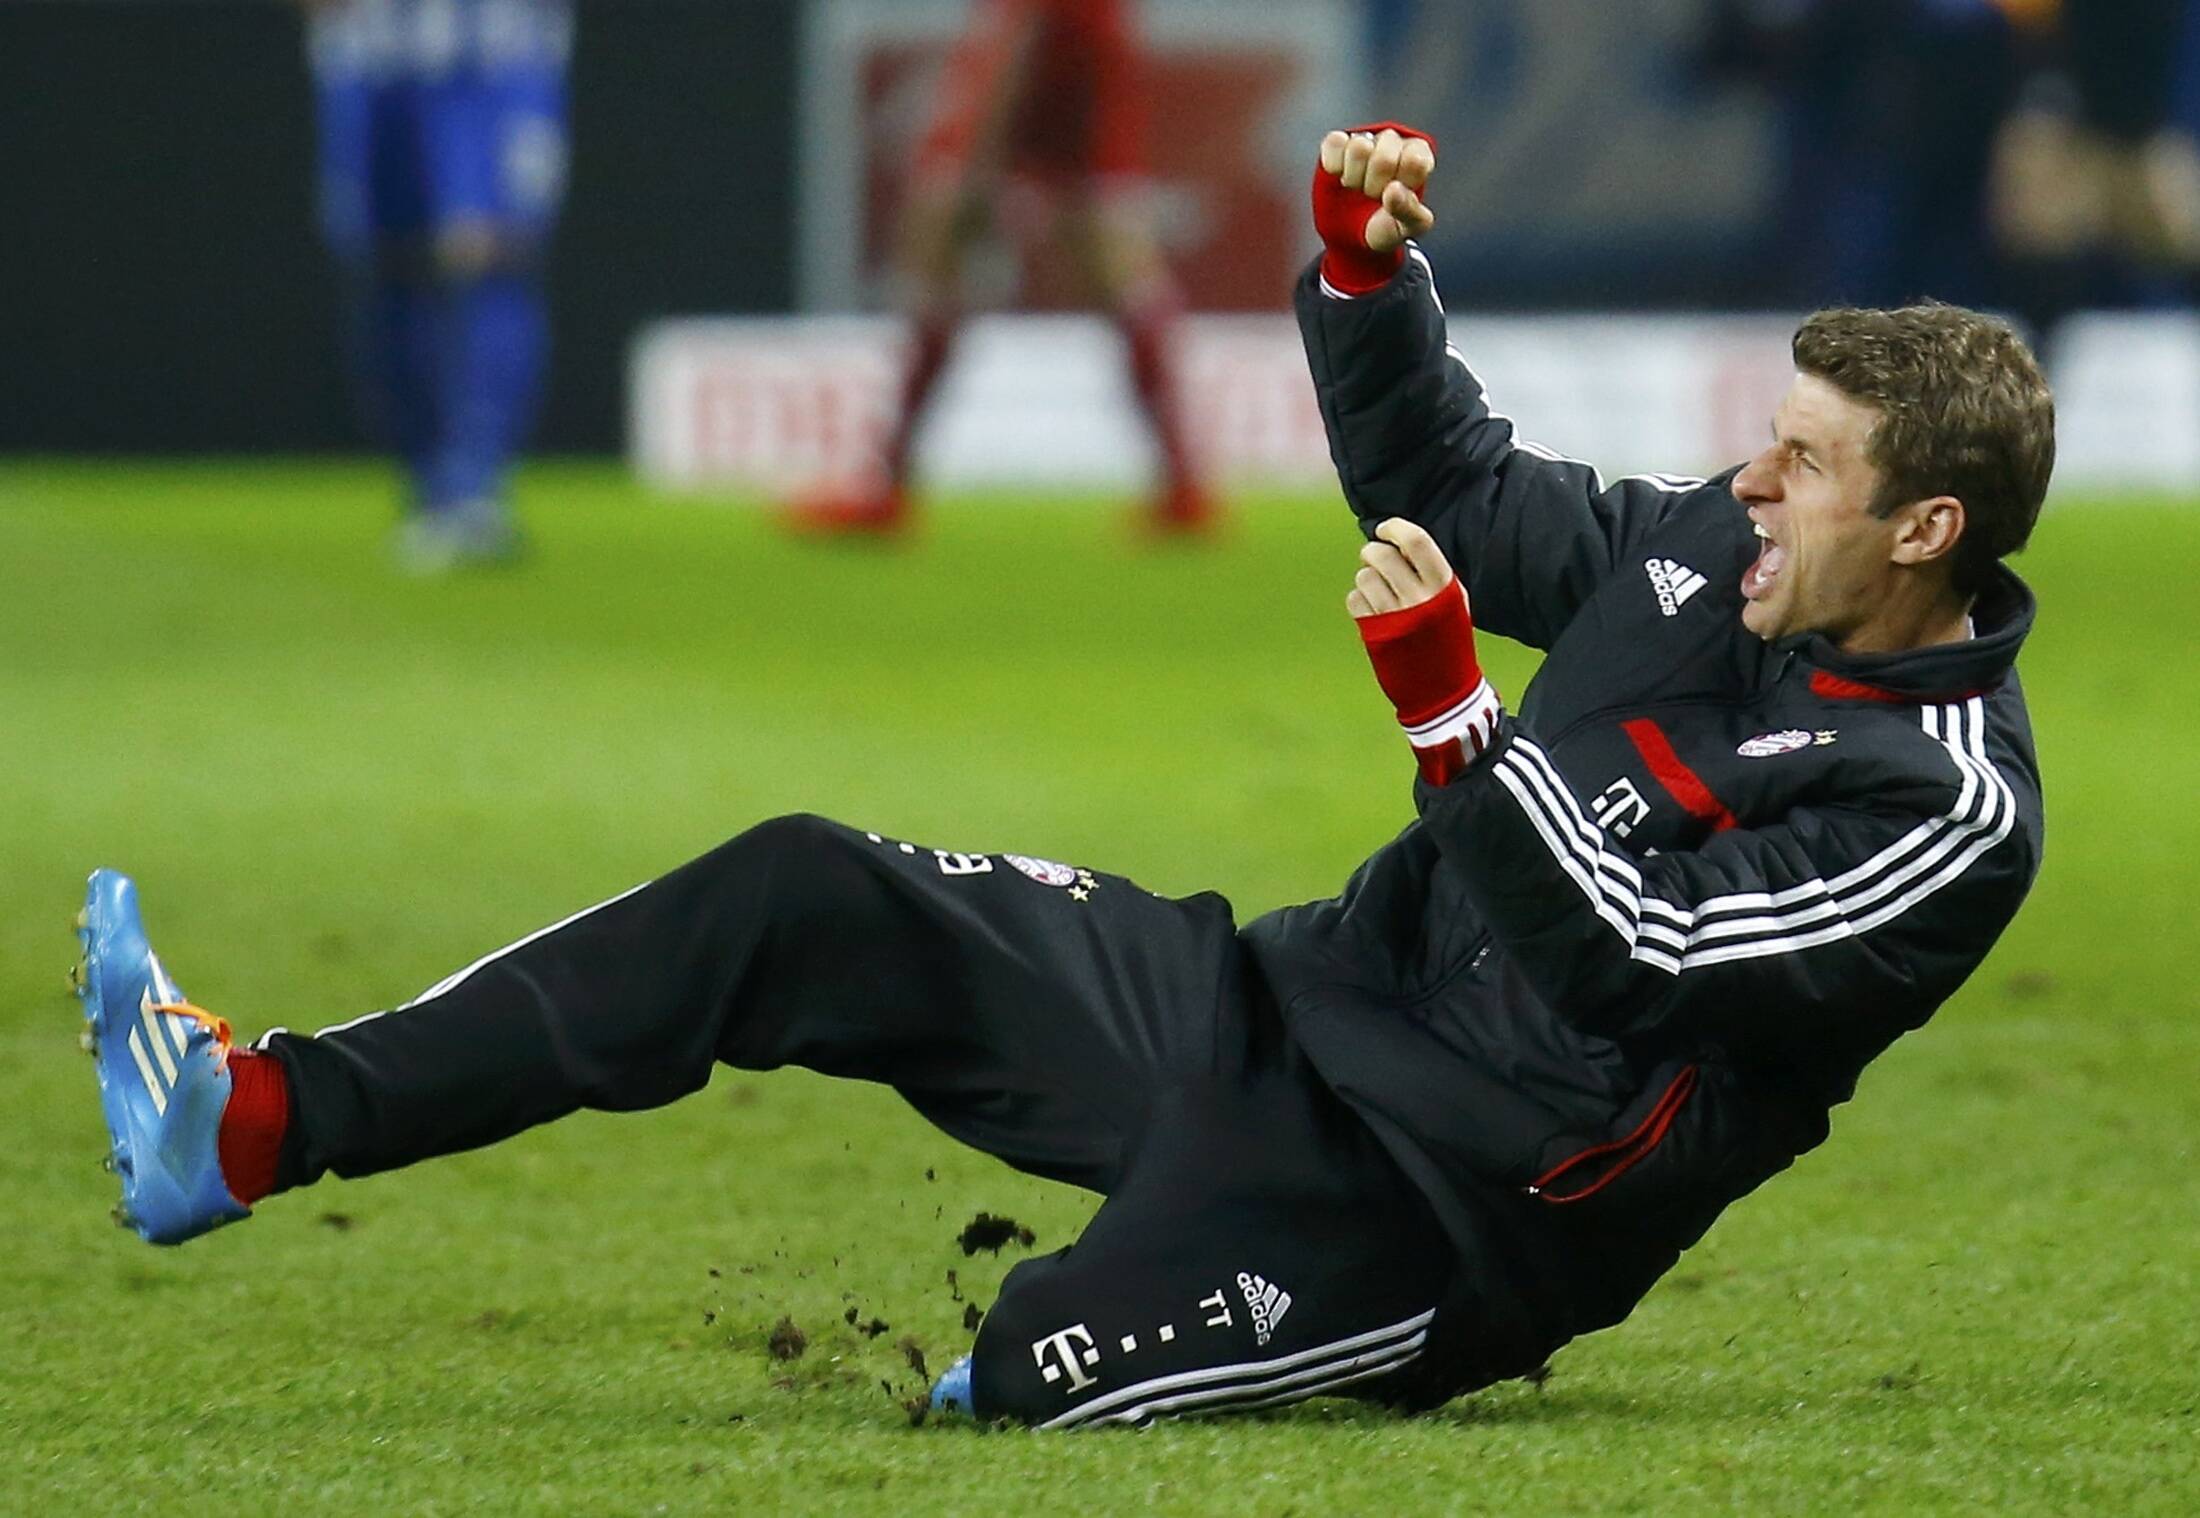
[303,0,573,571]
[790,0,1214,535]
[75,125,2051,1428]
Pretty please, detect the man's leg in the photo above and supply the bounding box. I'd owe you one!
[389,62,567,571]
[312,68,441,513]
[1057,194,1211,532]
[962,1046,1454,1426]
[780,182,971,535]
[256,815,1241,1198]
[875,188,973,496]
[80,817,1463,1421]
[785,0,1039,534]
[1052,0,1213,533]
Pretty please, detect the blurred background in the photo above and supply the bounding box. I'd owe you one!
[8,11,2198,1503]
[6,0,2200,501]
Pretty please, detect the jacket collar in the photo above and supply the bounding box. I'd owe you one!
[1778,563,2035,705]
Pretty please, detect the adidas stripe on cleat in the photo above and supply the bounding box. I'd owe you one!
[76,869,249,1246]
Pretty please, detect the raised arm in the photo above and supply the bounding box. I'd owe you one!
[1300,126,1716,652]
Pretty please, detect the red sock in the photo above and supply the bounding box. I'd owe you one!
[218,1049,291,1206]
[1116,278,1196,493]
[883,309,958,486]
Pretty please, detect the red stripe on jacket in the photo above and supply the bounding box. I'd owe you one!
[1621,718,1740,833]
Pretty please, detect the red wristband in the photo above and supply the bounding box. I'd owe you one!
[1356,576,1503,784]
[1356,576,1482,725]
[1313,121,1436,295]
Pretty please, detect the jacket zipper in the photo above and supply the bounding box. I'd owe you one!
[1540,693,1753,754]
[1536,646,1805,753]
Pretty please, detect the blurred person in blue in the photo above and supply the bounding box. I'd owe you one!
[1703,0,2029,310]
[301,0,572,572]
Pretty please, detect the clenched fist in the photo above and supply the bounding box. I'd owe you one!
[1313,124,1437,293]
[1348,517,1454,618]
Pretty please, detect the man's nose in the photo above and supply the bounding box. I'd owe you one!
[1732,451,1779,503]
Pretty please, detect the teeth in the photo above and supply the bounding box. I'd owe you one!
[1753,523,1771,540]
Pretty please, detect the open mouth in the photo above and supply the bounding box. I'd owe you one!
[1742,521,1786,601]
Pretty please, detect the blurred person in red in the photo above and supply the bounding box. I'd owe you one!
[790,0,1215,536]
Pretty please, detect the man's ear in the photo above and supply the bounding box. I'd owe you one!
[1890,495,1965,569]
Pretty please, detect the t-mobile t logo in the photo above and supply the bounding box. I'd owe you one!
[1032,1324,1101,1395]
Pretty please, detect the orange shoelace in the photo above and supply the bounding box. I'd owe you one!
[148,1000,234,1075]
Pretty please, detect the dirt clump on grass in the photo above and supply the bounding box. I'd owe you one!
[766,1316,808,1361]
[956,1212,1036,1255]
[842,1305,892,1338]
[898,1335,929,1381]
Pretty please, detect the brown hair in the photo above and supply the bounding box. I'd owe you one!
[1792,304,2056,592]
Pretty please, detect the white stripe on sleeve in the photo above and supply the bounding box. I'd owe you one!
[1488,700,2016,976]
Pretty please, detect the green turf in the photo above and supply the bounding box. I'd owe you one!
[1,460,2193,1515]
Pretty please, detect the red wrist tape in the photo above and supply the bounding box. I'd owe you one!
[1313,121,1436,295]
[1356,576,1503,785]
[1355,576,1481,724]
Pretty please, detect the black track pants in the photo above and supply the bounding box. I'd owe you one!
[263,815,1453,1424]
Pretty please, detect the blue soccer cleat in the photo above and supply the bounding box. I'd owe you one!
[929,1354,975,1419]
[73,869,249,1246]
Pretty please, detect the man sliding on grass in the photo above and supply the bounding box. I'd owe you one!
[74,125,2051,1428]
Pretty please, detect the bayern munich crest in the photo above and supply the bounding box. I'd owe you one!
[1737,729,1814,758]
[1005,855,1080,887]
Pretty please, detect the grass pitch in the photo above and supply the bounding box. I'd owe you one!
[1,461,2194,1515]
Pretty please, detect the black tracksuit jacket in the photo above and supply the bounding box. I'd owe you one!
[1243,252,2046,1386]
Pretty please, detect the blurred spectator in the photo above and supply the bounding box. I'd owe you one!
[303,0,572,572]
[788,0,1213,537]
[1366,3,1781,309]
[1701,0,2022,310]
[1991,0,2200,334]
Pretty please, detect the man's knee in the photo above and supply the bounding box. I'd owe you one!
[696,813,893,940]
[711,813,854,888]
[432,218,541,279]
[725,811,841,856]
[362,225,540,285]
